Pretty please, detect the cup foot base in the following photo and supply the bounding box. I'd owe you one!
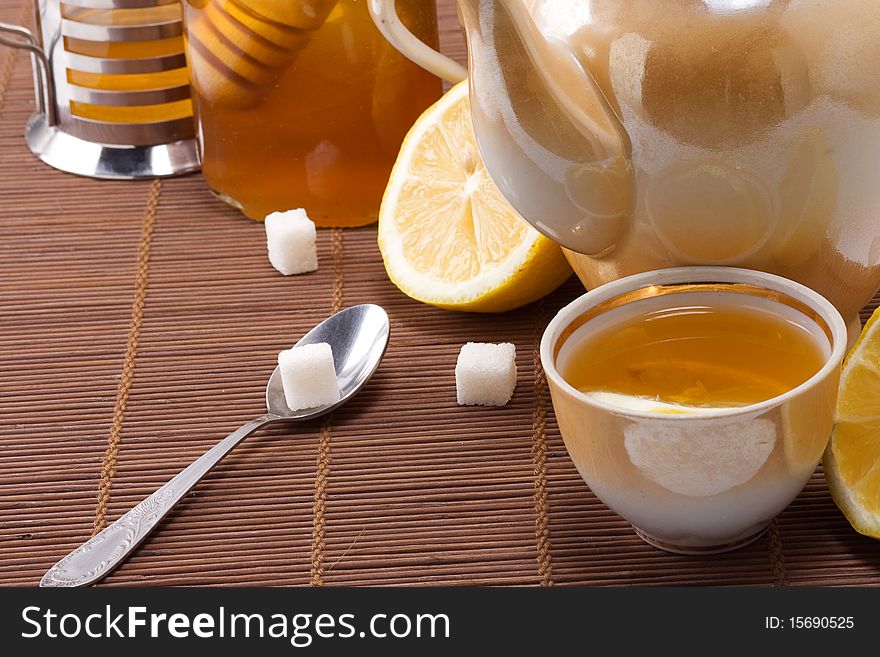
[632,523,770,555]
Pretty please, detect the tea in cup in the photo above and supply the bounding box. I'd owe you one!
[540,267,847,553]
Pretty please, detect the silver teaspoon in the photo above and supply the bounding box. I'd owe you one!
[40,304,390,587]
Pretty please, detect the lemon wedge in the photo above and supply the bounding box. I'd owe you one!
[377,81,572,312]
[825,307,880,539]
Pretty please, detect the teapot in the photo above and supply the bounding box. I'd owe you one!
[370,0,880,326]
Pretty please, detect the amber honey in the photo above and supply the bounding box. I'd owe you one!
[562,296,827,408]
[182,0,442,226]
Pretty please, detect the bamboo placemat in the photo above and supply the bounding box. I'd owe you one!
[2,0,880,587]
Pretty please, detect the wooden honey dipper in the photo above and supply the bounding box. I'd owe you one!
[187,0,339,108]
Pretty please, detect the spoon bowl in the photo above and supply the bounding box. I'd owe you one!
[266,304,390,419]
[41,304,391,587]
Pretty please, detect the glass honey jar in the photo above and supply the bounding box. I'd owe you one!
[182,0,442,225]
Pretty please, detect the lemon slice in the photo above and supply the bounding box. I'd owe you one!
[378,81,572,313]
[824,307,880,539]
[586,391,722,415]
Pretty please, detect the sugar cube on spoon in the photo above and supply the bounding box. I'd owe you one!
[278,342,341,411]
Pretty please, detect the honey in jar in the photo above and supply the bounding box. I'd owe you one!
[182,0,442,226]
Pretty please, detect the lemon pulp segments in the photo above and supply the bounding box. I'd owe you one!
[825,306,880,538]
[378,81,572,313]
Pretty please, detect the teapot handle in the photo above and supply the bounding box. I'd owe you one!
[368,0,467,84]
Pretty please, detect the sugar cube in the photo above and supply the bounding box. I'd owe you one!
[278,342,340,411]
[265,208,317,275]
[455,342,517,406]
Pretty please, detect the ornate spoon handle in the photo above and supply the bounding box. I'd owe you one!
[40,415,276,587]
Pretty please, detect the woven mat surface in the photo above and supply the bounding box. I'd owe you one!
[2,0,880,587]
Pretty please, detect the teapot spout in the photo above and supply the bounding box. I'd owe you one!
[459,0,635,255]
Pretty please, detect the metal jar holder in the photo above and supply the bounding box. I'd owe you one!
[0,0,199,179]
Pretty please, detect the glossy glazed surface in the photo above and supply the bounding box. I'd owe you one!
[460,0,880,319]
